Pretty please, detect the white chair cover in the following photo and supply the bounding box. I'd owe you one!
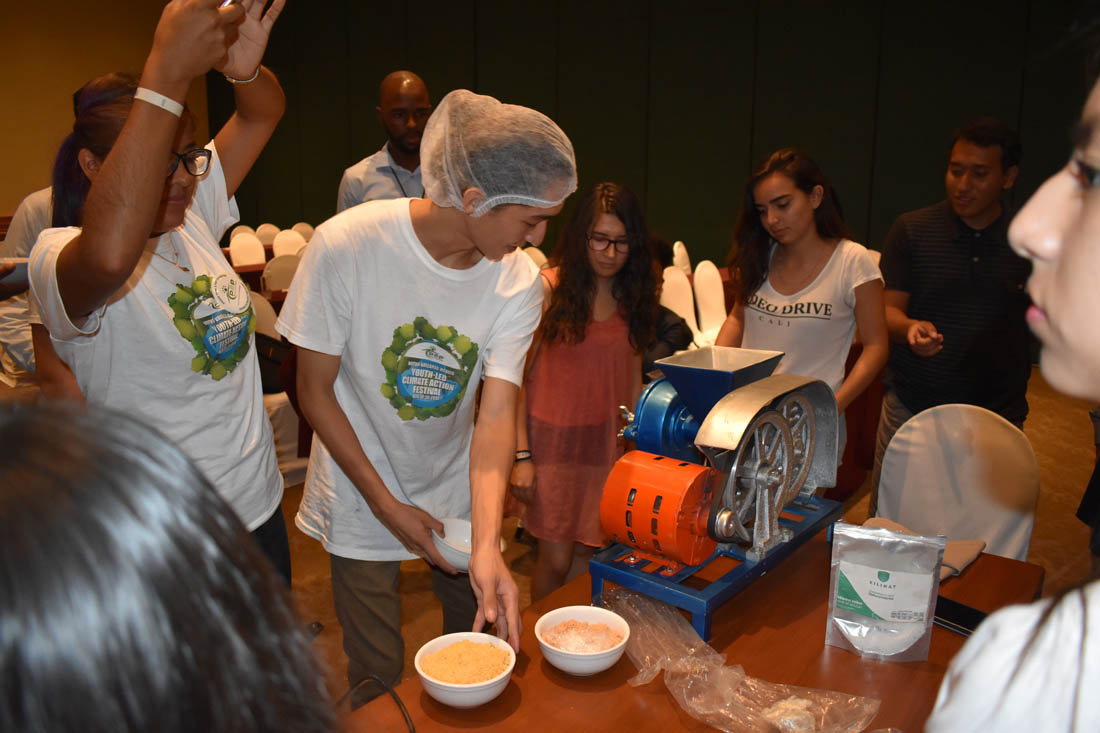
[230,224,255,241]
[660,266,701,347]
[522,246,548,269]
[260,254,300,293]
[272,229,307,258]
[249,290,279,339]
[291,221,315,241]
[693,260,727,345]
[876,403,1039,560]
[672,240,692,277]
[228,232,266,267]
[255,222,280,245]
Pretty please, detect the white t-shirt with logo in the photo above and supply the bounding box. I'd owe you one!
[742,239,881,395]
[276,198,543,561]
[29,146,283,531]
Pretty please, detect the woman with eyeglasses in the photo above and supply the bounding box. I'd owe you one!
[28,0,292,581]
[716,148,887,449]
[510,181,657,600]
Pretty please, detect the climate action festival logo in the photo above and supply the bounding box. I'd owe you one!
[168,273,254,381]
[379,316,477,421]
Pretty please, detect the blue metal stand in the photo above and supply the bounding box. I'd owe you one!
[590,495,843,640]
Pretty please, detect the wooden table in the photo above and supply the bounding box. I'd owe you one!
[349,533,1042,731]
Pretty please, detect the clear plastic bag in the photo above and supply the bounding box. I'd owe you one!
[604,587,880,732]
[825,522,946,663]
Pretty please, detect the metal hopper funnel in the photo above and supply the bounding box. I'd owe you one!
[655,346,784,421]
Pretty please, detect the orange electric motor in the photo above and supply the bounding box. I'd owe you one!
[599,450,718,567]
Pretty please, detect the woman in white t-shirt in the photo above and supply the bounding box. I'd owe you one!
[28,1,291,581]
[716,148,888,434]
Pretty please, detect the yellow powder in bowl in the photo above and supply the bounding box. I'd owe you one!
[421,640,511,684]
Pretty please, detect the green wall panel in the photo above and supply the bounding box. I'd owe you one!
[474,0,558,117]
[868,0,1028,249]
[409,1,477,100]
[208,0,1090,266]
[343,1,412,168]
[1016,1,1094,204]
[293,0,358,227]
[753,0,881,247]
[646,1,756,266]
[555,0,650,237]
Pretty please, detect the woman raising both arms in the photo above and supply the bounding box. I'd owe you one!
[29,0,292,580]
[716,148,888,448]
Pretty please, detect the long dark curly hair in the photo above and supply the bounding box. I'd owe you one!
[726,148,851,304]
[540,182,657,352]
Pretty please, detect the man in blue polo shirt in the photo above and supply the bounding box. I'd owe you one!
[871,118,1032,512]
[336,71,431,212]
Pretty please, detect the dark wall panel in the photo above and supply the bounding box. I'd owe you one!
[409,1,477,99]
[474,0,558,118]
[753,0,881,246]
[556,0,650,221]
[646,1,756,265]
[210,1,1094,270]
[1017,1,1094,204]
[344,1,411,165]
[869,0,1028,248]
[293,0,358,227]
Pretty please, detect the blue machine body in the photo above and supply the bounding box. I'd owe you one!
[621,378,702,463]
[622,349,784,464]
[596,346,840,641]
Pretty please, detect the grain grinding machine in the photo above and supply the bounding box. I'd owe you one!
[590,346,845,639]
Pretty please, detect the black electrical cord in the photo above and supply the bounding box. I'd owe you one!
[337,675,415,733]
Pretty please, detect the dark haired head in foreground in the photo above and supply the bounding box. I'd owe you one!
[0,403,334,733]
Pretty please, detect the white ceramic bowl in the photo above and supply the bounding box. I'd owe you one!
[534,605,630,676]
[431,517,506,572]
[414,631,515,708]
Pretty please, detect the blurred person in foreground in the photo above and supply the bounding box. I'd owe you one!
[0,402,333,733]
[925,69,1100,733]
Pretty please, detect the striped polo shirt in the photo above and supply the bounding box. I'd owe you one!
[881,200,1032,423]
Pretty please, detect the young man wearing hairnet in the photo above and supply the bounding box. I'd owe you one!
[277,89,576,705]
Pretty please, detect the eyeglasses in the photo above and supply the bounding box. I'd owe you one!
[588,233,631,254]
[167,148,212,178]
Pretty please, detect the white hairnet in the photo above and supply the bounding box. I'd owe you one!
[421,90,577,217]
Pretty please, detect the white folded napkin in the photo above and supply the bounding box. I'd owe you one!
[862,517,986,580]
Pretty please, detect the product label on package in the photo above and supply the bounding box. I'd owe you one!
[835,561,933,622]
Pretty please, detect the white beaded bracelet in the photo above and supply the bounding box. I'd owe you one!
[224,66,260,84]
[134,87,184,118]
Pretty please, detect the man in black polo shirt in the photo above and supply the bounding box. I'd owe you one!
[870,118,1031,513]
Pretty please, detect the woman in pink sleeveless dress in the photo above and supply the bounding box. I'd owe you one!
[511,182,658,600]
